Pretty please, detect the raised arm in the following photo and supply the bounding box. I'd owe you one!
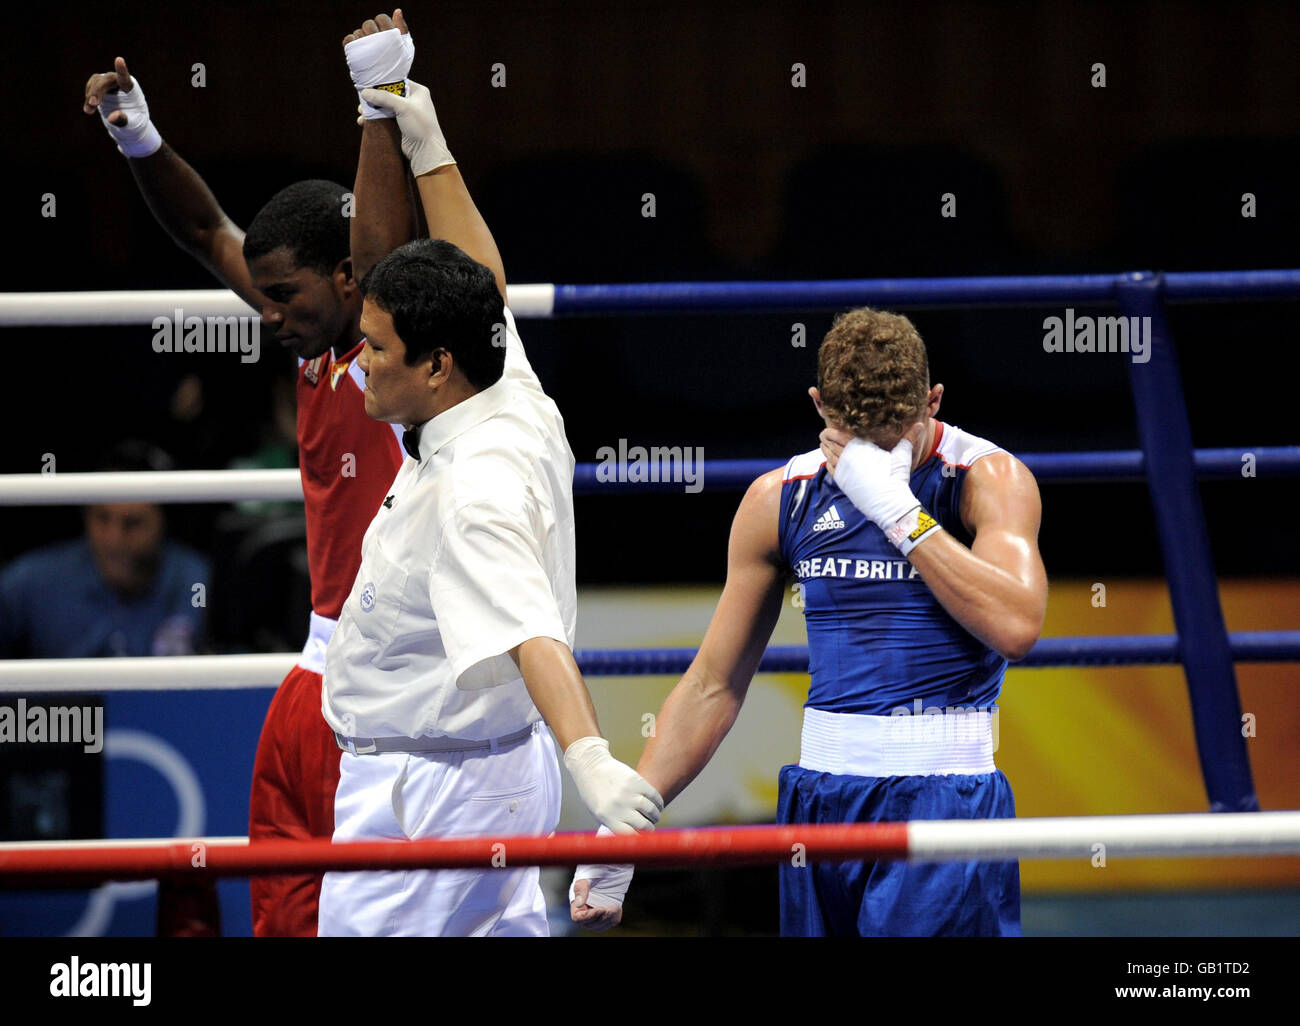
[412,167,506,299]
[343,12,419,282]
[83,57,259,309]
[636,469,789,806]
[353,52,507,297]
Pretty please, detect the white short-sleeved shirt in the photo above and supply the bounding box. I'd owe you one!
[322,307,577,741]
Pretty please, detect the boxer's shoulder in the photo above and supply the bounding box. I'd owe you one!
[933,422,1004,470]
[782,447,825,483]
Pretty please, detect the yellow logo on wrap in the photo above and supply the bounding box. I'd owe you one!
[908,511,938,541]
[374,80,406,97]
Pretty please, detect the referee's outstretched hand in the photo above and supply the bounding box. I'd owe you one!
[563,736,664,834]
[359,80,455,175]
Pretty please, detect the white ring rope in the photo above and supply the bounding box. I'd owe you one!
[0,286,556,326]
[907,812,1300,860]
[0,654,297,693]
[0,837,248,851]
[0,469,302,505]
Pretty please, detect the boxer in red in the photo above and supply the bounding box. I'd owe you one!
[82,11,429,935]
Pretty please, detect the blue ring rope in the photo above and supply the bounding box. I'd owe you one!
[573,631,1300,676]
[550,269,1300,315]
[571,446,1300,493]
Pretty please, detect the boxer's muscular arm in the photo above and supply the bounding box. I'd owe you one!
[352,119,418,281]
[635,470,787,807]
[906,452,1047,661]
[571,472,781,929]
[83,59,259,309]
[346,13,418,281]
[126,147,258,307]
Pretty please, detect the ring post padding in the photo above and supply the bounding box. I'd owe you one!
[1117,272,1258,813]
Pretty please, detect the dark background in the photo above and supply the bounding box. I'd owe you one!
[4,0,1297,593]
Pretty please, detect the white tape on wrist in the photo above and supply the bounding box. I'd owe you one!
[885,505,942,555]
[344,27,415,119]
[97,78,162,158]
[569,824,634,908]
[835,436,920,530]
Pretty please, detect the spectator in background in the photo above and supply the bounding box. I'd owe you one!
[0,441,210,658]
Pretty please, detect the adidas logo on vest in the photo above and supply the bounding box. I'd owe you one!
[812,505,847,532]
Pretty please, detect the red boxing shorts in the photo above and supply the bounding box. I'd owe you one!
[249,663,341,936]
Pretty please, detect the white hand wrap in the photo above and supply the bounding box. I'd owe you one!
[563,736,664,835]
[834,437,941,555]
[360,80,455,176]
[97,77,162,158]
[569,825,634,909]
[344,26,415,119]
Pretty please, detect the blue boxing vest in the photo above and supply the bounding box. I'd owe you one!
[777,422,1008,716]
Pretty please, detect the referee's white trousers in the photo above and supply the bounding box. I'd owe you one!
[317,724,562,936]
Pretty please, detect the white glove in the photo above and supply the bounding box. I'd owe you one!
[360,80,455,176]
[97,76,162,158]
[833,437,941,555]
[569,825,635,909]
[563,737,663,835]
[344,25,415,119]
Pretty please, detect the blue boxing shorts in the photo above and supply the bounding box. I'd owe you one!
[777,765,1021,936]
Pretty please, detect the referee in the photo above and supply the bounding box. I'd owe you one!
[317,230,661,936]
[320,29,662,934]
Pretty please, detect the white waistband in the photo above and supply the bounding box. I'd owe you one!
[298,611,339,675]
[799,706,997,777]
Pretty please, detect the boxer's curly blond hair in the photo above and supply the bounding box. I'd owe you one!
[817,308,930,438]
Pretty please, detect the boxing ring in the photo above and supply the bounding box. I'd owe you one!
[2,269,1299,933]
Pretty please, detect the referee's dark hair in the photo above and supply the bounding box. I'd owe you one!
[361,238,506,391]
[243,179,352,276]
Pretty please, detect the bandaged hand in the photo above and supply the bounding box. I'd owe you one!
[832,436,941,555]
[359,80,455,175]
[569,825,634,931]
[563,737,663,834]
[87,59,162,158]
[344,23,415,120]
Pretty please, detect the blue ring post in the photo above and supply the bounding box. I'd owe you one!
[1116,272,1259,812]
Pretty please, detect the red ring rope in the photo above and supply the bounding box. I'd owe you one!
[0,824,908,886]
